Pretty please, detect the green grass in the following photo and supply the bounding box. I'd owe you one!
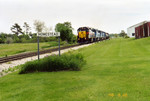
[0,41,70,57]
[1,38,150,100]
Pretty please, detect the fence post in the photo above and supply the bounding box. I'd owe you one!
[37,33,40,60]
[58,36,60,56]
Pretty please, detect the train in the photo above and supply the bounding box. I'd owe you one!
[77,27,109,43]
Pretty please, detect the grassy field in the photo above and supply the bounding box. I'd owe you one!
[1,37,150,101]
[0,41,69,57]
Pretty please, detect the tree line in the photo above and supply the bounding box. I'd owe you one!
[0,21,77,44]
[109,30,129,38]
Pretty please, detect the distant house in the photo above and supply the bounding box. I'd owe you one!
[127,21,148,38]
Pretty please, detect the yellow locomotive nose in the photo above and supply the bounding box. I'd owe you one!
[79,31,86,38]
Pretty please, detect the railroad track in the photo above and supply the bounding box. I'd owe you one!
[0,44,81,64]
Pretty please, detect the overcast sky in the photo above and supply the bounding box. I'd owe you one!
[0,0,150,34]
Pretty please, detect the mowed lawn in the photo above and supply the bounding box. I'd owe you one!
[1,38,150,101]
[0,41,67,57]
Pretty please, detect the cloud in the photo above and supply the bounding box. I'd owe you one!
[0,0,150,34]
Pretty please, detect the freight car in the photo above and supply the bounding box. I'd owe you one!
[77,27,109,43]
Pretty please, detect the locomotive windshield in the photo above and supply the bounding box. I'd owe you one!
[77,27,89,32]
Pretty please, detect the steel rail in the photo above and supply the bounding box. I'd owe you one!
[0,44,81,64]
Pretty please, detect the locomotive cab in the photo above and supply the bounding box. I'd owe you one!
[77,27,90,43]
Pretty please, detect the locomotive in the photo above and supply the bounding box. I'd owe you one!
[77,27,109,43]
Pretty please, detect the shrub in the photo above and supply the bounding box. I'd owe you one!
[124,35,130,38]
[19,53,86,74]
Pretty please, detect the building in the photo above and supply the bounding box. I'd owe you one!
[135,21,150,39]
[127,21,148,38]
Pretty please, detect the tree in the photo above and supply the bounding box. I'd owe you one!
[72,34,77,43]
[33,20,45,33]
[0,38,4,43]
[13,34,20,43]
[0,33,7,43]
[120,30,127,38]
[11,23,23,36]
[55,22,74,43]
[23,22,31,35]
[114,34,118,38]
[5,37,13,44]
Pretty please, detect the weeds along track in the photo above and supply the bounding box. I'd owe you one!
[0,44,82,64]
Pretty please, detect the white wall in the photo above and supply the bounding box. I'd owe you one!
[127,27,135,38]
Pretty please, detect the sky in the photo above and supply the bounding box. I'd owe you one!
[0,0,150,34]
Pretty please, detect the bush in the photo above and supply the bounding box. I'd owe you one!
[124,35,130,38]
[19,53,86,74]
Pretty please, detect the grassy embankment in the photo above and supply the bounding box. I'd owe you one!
[0,41,74,57]
[1,38,150,100]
